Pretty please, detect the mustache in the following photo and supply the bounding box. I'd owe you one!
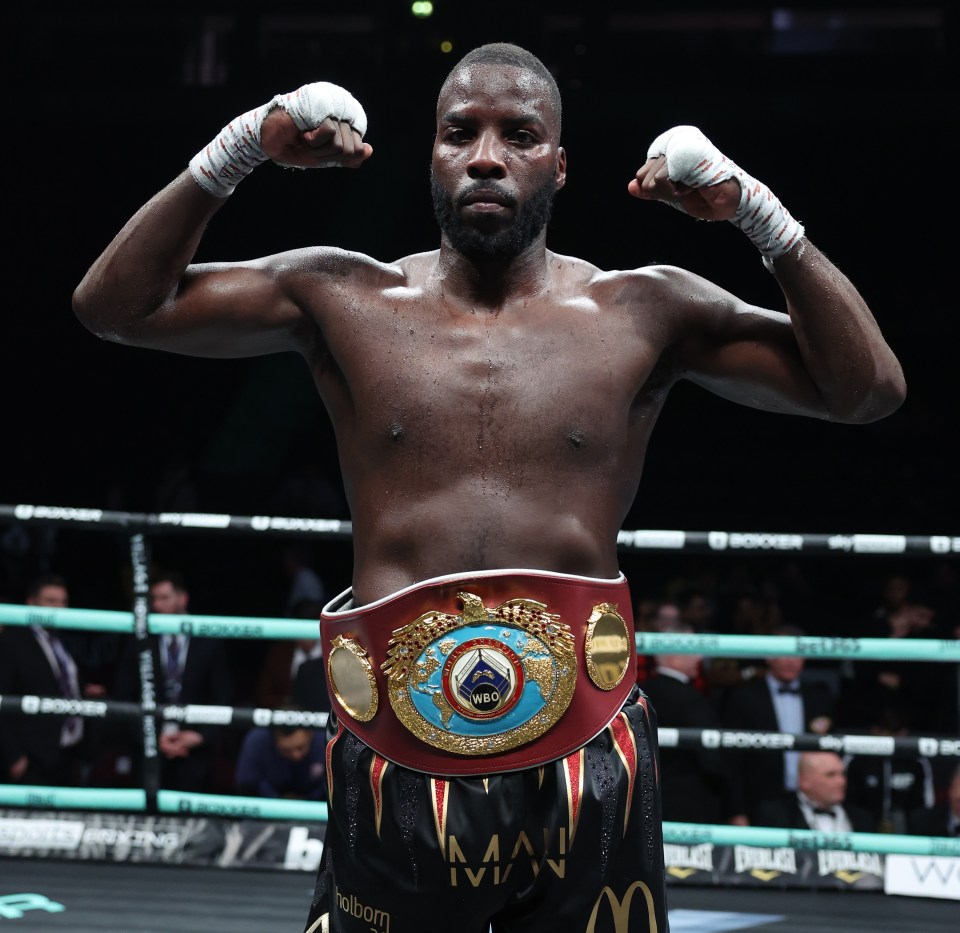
[455,182,517,209]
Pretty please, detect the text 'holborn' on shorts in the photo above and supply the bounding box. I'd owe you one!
[335,888,391,932]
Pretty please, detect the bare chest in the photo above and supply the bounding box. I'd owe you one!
[320,294,659,458]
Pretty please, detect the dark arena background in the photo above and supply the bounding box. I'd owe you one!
[2,2,959,931]
[4,1,956,612]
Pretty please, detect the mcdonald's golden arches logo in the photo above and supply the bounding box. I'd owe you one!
[585,880,659,933]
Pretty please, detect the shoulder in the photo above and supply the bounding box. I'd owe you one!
[253,246,409,289]
[580,260,765,346]
[579,261,720,306]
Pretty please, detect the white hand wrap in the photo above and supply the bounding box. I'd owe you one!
[647,125,804,269]
[272,82,367,139]
[189,104,271,198]
[189,82,368,198]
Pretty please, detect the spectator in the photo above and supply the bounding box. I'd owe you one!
[845,706,935,834]
[908,763,960,837]
[640,623,744,825]
[839,594,951,733]
[677,587,714,632]
[755,752,876,832]
[704,589,783,693]
[0,575,91,785]
[235,718,326,800]
[256,599,324,711]
[636,599,681,684]
[114,571,233,791]
[721,625,834,821]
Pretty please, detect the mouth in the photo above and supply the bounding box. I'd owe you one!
[458,187,515,210]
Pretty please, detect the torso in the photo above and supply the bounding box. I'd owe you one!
[293,249,679,604]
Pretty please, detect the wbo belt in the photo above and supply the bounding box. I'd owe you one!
[320,569,636,776]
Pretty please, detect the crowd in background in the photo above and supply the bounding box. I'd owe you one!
[1,522,958,839]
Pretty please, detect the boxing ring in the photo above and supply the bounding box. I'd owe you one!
[1,503,958,930]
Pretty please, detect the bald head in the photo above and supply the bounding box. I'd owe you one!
[798,752,846,808]
[439,43,562,138]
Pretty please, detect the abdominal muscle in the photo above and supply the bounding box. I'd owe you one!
[346,471,630,606]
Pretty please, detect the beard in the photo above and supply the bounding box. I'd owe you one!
[430,170,558,260]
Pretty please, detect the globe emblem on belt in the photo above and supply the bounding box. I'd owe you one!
[442,638,524,721]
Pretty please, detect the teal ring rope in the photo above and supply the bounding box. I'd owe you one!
[1,604,958,662]
[1,784,958,857]
[3,505,958,861]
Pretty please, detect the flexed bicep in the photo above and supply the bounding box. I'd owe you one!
[113,256,313,359]
[648,268,832,420]
[680,304,832,419]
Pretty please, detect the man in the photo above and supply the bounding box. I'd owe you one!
[640,623,744,825]
[73,42,903,933]
[114,572,233,791]
[235,718,326,801]
[721,625,835,821]
[0,575,87,785]
[754,752,876,833]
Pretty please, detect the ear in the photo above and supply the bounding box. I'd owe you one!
[555,146,567,190]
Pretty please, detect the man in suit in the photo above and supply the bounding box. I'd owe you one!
[755,752,876,832]
[235,718,327,801]
[909,763,960,837]
[721,626,834,821]
[640,626,745,824]
[0,575,87,785]
[114,571,233,791]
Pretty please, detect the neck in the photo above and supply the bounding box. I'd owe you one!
[437,236,550,309]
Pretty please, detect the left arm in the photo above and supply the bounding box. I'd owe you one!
[766,241,905,422]
[630,126,906,422]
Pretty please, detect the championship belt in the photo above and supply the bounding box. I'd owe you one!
[320,569,635,776]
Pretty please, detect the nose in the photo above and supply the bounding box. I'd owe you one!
[467,130,506,179]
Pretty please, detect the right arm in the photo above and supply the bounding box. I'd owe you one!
[72,83,372,358]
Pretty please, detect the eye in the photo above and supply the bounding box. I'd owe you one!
[443,127,472,143]
[510,130,538,145]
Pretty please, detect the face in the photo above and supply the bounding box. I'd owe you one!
[659,652,702,679]
[767,654,804,684]
[799,753,847,807]
[275,729,312,762]
[653,604,681,630]
[27,584,68,608]
[432,64,566,260]
[150,581,189,615]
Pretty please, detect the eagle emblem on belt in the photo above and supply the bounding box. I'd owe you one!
[382,592,577,755]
